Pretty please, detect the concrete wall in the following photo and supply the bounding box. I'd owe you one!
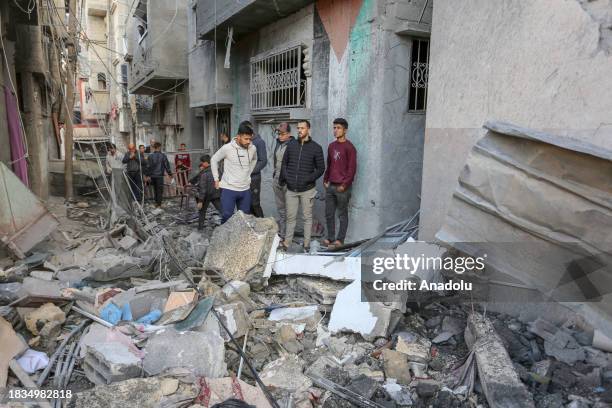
[419,0,612,240]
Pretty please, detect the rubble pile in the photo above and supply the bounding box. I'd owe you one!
[1,198,612,408]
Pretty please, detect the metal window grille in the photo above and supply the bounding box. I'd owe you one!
[408,39,430,112]
[250,46,304,110]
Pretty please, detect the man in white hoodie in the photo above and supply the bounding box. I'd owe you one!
[211,123,258,223]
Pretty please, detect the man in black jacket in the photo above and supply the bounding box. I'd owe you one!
[279,120,325,252]
[122,143,147,202]
[191,155,221,231]
[146,142,173,208]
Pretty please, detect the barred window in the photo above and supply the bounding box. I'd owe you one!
[408,39,430,112]
[250,46,305,110]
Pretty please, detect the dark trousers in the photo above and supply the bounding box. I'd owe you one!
[151,176,164,206]
[127,171,143,202]
[250,174,264,217]
[198,198,222,230]
[220,188,251,223]
[325,184,351,242]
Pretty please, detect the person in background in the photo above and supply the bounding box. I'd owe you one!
[123,143,147,202]
[145,138,157,153]
[139,144,146,156]
[105,143,124,174]
[175,143,191,173]
[323,118,357,249]
[279,120,325,252]
[175,143,191,193]
[145,142,173,208]
[220,133,231,146]
[190,155,221,231]
[211,124,257,223]
[272,122,295,242]
[241,121,267,217]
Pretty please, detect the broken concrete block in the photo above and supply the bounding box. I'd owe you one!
[465,314,535,408]
[544,340,586,366]
[180,231,209,261]
[260,355,312,393]
[268,305,321,331]
[70,377,167,408]
[416,379,440,398]
[203,211,278,288]
[289,277,347,305]
[395,337,430,363]
[328,280,401,340]
[88,252,149,281]
[382,349,411,385]
[160,378,179,396]
[29,271,54,281]
[143,328,226,377]
[118,235,138,250]
[24,303,66,336]
[221,280,250,302]
[383,379,413,406]
[216,302,250,341]
[20,277,68,298]
[83,342,143,385]
[273,253,360,281]
[55,268,91,283]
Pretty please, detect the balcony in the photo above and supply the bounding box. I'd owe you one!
[196,0,312,40]
[128,0,189,95]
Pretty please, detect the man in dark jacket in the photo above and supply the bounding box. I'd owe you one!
[146,142,173,208]
[122,143,147,202]
[242,121,267,217]
[191,155,221,231]
[272,122,295,241]
[279,120,325,252]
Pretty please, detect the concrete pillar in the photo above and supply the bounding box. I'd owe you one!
[21,73,48,199]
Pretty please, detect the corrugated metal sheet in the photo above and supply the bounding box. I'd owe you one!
[437,121,612,335]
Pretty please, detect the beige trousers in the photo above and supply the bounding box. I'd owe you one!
[284,187,317,247]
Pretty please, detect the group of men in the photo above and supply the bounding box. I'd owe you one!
[199,118,356,252]
[105,140,192,208]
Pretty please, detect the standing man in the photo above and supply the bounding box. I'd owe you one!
[123,143,147,202]
[272,122,295,242]
[242,121,267,217]
[105,144,124,175]
[279,120,325,252]
[146,142,173,208]
[211,123,258,223]
[323,118,357,248]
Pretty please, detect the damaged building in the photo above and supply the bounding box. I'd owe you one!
[189,0,433,240]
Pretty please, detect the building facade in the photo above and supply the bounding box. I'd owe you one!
[191,0,432,241]
[126,0,202,154]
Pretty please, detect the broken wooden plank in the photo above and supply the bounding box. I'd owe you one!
[465,313,535,408]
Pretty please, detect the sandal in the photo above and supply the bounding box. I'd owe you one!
[322,239,331,246]
[332,240,343,248]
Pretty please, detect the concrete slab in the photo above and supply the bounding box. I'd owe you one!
[83,342,143,385]
[273,253,360,281]
[143,328,226,377]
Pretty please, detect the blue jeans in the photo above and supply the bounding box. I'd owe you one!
[220,188,252,223]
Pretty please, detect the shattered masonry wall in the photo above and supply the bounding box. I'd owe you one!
[420,0,612,240]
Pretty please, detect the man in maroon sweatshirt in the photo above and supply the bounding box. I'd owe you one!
[323,118,357,248]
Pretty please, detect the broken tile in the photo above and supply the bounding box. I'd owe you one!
[216,302,250,341]
[163,290,197,313]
